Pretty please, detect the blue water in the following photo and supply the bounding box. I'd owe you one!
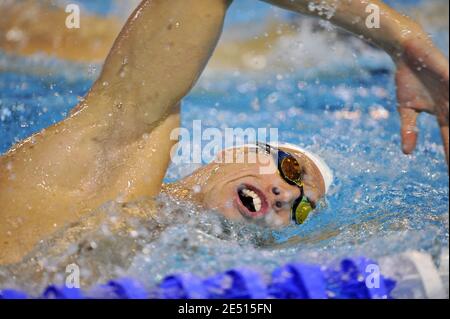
[0,0,448,292]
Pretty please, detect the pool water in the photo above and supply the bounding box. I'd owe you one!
[0,0,448,296]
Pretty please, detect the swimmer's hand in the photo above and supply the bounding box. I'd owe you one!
[395,36,449,165]
[260,0,449,165]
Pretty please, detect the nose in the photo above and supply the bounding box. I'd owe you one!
[269,183,301,209]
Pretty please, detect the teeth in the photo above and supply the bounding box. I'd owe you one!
[254,198,261,212]
[241,188,262,212]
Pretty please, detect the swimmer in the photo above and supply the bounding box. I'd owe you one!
[0,0,448,265]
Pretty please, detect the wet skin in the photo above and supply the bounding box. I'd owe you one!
[164,146,326,228]
[0,0,233,264]
[0,0,448,265]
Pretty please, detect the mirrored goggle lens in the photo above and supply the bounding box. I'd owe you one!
[280,156,303,183]
[292,199,313,225]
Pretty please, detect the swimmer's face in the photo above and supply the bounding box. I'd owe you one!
[195,146,326,228]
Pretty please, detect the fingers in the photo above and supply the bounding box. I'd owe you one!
[398,107,419,155]
[395,63,426,155]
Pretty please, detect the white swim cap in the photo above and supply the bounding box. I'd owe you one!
[219,143,334,193]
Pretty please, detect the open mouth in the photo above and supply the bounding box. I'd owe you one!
[236,184,269,218]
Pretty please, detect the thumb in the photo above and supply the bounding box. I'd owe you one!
[398,107,419,155]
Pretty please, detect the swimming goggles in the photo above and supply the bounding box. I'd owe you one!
[255,142,315,225]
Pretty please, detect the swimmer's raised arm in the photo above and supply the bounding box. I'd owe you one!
[70,0,232,199]
[261,0,449,165]
[0,0,232,264]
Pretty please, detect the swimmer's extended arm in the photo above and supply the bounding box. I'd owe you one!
[261,0,449,165]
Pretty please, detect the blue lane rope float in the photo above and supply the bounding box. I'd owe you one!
[158,273,209,299]
[269,263,328,299]
[0,257,396,299]
[42,285,84,299]
[332,257,396,299]
[0,289,28,299]
[203,268,268,299]
[88,278,150,299]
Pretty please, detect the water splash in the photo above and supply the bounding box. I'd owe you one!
[0,0,448,295]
